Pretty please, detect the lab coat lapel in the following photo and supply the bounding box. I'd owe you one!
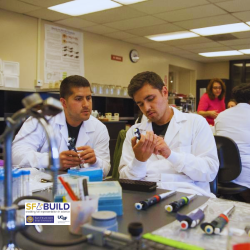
[55,112,69,151]
[75,117,95,147]
[165,108,186,146]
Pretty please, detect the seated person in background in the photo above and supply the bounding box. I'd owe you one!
[227,99,237,108]
[215,83,250,202]
[12,75,110,177]
[119,71,219,197]
[197,78,226,126]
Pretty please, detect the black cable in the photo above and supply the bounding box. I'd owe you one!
[14,196,88,247]
[21,230,87,247]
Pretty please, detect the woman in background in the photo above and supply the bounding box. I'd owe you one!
[197,78,226,125]
[227,99,237,108]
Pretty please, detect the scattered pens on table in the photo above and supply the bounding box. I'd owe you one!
[200,205,235,235]
[135,191,176,210]
[177,204,208,230]
[165,194,197,213]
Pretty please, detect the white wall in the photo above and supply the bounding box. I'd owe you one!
[200,62,229,79]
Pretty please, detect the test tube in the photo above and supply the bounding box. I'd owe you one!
[22,169,31,196]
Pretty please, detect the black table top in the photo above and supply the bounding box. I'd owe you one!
[9,189,208,250]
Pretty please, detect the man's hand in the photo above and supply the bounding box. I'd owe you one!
[208,110,219,118]
[77,146,96,165]
[154,136,171,159]
[131,131,158,162]
[59,150,81,170]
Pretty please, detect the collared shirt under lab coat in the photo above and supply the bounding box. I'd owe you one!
[12,111,111,177]
[215,103,250,189]
[119,107,219,197]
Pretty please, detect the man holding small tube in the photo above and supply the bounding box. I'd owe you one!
[12,75,111,177]
[119,71,219,197]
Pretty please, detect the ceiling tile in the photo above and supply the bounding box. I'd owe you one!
[81,25,118,35]
[233,31,250,39]
[207,0,230,2]
[19,0,70,8]
[126,23,183,36]
[56,18,96,29]
[229,44,250,49]
[104,31,137,39]
[161,37,212,46]
[212,55,250,61]
[175,42,224,50]
[154,4,226,22]
[79,6,146,24]
[181,54,220,62]
[216,0,250,12]
[232,11,250,22]
[104,16,166,31]
[141,42,172,49]
[174,14,240,29]
[154,46,185,53]
[123,36,151,44]
[219,38,250,45]
[128,0,209,15]
[189,46,233,53]
[0,0,41,13]
[24,8,69,21]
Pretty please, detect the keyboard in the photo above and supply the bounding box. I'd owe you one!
[106,178,157,192]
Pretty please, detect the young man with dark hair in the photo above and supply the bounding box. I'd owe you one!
[215,83,250,202]
[119,71,219,197]
[12,75,110,176]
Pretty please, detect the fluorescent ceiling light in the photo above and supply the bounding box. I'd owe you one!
[146,31,199,41]
[191,23,250,36]
[49,0,121,16]
[199,51,243,57]
[239,49,250,54]
[113,0,147,4]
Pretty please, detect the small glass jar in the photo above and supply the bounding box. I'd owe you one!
[122,87,128,96]
[115,85,122,96]
[103,85,109,95]
[109,85,115,95]
[98,84,103,95]
[91,83,97,94]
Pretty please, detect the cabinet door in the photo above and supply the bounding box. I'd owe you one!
[230,61,244,87]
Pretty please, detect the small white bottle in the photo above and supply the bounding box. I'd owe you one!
[22,170,31,196]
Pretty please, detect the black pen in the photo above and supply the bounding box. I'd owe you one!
[83,179,89,200]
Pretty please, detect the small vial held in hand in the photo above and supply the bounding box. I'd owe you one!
[134,128,141,140]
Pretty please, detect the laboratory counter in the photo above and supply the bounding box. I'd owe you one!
[10,189,209,250]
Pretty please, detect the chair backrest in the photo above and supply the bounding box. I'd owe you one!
[209,175,218,195]
[214,135,242,183]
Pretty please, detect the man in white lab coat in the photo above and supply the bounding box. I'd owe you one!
[119,71,219,197]
[215,83,250,202]
[12,75,110,177]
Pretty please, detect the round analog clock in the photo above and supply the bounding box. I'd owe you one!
[129,49,139,63]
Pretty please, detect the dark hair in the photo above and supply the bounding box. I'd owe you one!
[232,83,250,104]
[227,99,237,105]
[128,71,164,98]
[60,75,90,99]
[206,78,226,100]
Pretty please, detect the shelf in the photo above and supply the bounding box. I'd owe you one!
[92,93,131,99]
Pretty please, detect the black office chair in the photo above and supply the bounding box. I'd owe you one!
[214,135,248,196]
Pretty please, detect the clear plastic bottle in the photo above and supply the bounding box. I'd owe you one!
[22,170,31,196]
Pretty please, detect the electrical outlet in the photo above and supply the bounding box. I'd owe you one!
[35,79,43,87]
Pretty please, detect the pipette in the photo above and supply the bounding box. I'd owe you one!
[135,191,176,210]
[177,204,208,230]
[200,205,235,235]
[165,194,197,213]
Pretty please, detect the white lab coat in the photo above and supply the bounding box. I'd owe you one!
[119,107,219,197]
[215,103,250,188]
[12,111,111,177]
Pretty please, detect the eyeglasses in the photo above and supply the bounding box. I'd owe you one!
[213,87,222,90]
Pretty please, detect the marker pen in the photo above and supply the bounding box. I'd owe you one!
[200,205,235,235]
[177,204,208,230]
[135,191,176,210]
[165,194,197,213]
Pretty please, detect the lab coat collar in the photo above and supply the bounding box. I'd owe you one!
[139,107,187,146]
[54,111,95,148]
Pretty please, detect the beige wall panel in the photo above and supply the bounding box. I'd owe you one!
[0,9,37,88]
[201,62,229,79]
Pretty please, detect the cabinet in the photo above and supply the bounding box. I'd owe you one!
[0,88,138,164]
